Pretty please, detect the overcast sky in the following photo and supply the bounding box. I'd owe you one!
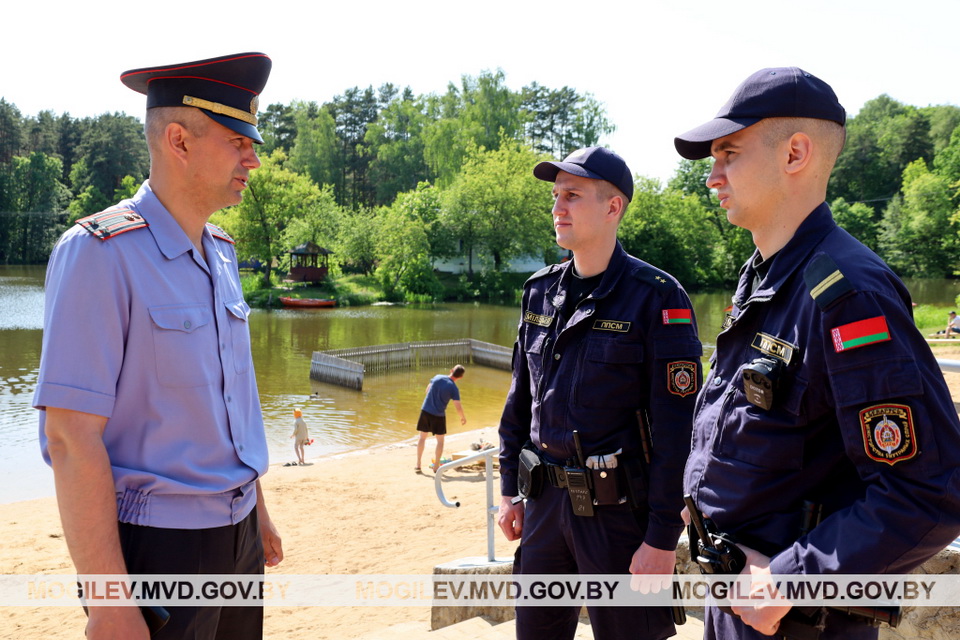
[4,0,958,183]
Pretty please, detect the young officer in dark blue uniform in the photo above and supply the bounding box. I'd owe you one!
[35,53,282,639]
[497,147,702,639]
[676,67,960,640]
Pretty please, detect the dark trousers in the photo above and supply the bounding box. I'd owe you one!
[515,484,675,640]
[117,508,264,640]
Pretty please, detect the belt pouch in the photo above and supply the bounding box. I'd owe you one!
[518,446,544,499]
[590,466,623,505]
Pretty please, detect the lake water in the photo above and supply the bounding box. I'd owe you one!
[2,264,957,504]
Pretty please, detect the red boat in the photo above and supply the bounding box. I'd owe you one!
[279,296,336,308]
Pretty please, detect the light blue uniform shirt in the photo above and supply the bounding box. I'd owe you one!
[34,181,267,529]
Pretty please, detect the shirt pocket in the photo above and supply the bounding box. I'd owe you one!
[716,371,808,470]
[577,339,644,409]
[149,304,218,388]
[225,298,253,374]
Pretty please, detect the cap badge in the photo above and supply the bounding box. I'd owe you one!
[182,95,258,126]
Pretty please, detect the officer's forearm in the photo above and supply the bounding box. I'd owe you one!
[45,407,128,577]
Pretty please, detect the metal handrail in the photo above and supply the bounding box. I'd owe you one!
[936,359,960,374]
[434,447,499,562]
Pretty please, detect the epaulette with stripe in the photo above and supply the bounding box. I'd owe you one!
[525,263,561,285]
[206,223,235,245]
[803,253,855,310]
[77,208,148,241]
[630,264,677,293]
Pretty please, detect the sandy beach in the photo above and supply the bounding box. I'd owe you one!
[0,428,518,640]
[3,348,960,640]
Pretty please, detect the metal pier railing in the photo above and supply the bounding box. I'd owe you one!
[434,448,499,563]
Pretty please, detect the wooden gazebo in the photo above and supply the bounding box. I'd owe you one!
[285,242,332,284]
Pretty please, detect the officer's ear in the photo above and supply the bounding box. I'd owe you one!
[163,122,191,164]
[784,132,814,175]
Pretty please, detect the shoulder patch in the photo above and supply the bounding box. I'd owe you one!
[206,223,235,245]
[525,263,561,285]
[631,265,677,293]
[803,254,855,310]
[77,208,148,241]
[860,404,917,465]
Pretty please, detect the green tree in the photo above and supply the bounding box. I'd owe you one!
[328,86,380,208]
[423,70,524,185]
[2,152,70,212]
[259,102,297,156]
[0,98,23,163]
[831,197,880,252]
[830,95,932,210]
[521,83,615,158]
[72,113,149,199]
[923,105,960,155]
[619,177,727,288]
[442,139,554,273]
[375,203,439,300]
[214,151,329,285]
[364,88,432,205]
[287,101,338,188]
[333,208,380,275]
[879,159,956,276]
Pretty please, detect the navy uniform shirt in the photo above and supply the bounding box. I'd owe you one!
[500,242,702,549]
[684,203,960,576]
[35,181,267,529]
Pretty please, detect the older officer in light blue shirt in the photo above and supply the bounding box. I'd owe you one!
[34,53,282,640]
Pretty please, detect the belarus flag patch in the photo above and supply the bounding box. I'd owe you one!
[831,316,891,353]
[662,309,692,325]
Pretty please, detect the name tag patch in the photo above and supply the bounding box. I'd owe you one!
[859,404,917,465]
[593,319,631,333]
[751,332,796,365]
[667,361,698,397]
[524,311,553,327]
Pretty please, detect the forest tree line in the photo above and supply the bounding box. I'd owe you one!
[2,70,960,298]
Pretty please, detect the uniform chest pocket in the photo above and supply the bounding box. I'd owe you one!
[716,373,809,470]
[225,298,252,374]
[149,304,218,388]
[577,339,644,408]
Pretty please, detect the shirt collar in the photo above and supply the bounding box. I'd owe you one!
[548,241,627,308]
[735,202,837,306]
[129,180,196,261]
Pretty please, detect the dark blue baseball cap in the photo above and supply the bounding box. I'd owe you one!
[121,52,272,143]
[534,147,634,202]
[674,67,846,160]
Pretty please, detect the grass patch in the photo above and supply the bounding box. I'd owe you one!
[915,304,957,337]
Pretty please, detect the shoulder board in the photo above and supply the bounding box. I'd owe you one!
[525,263,561,285]
[77,208,148,241]
[631,264,677,293]
[803,253,856,310]
[206,223,235,245]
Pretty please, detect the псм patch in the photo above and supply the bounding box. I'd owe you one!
[859,404,917,465]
